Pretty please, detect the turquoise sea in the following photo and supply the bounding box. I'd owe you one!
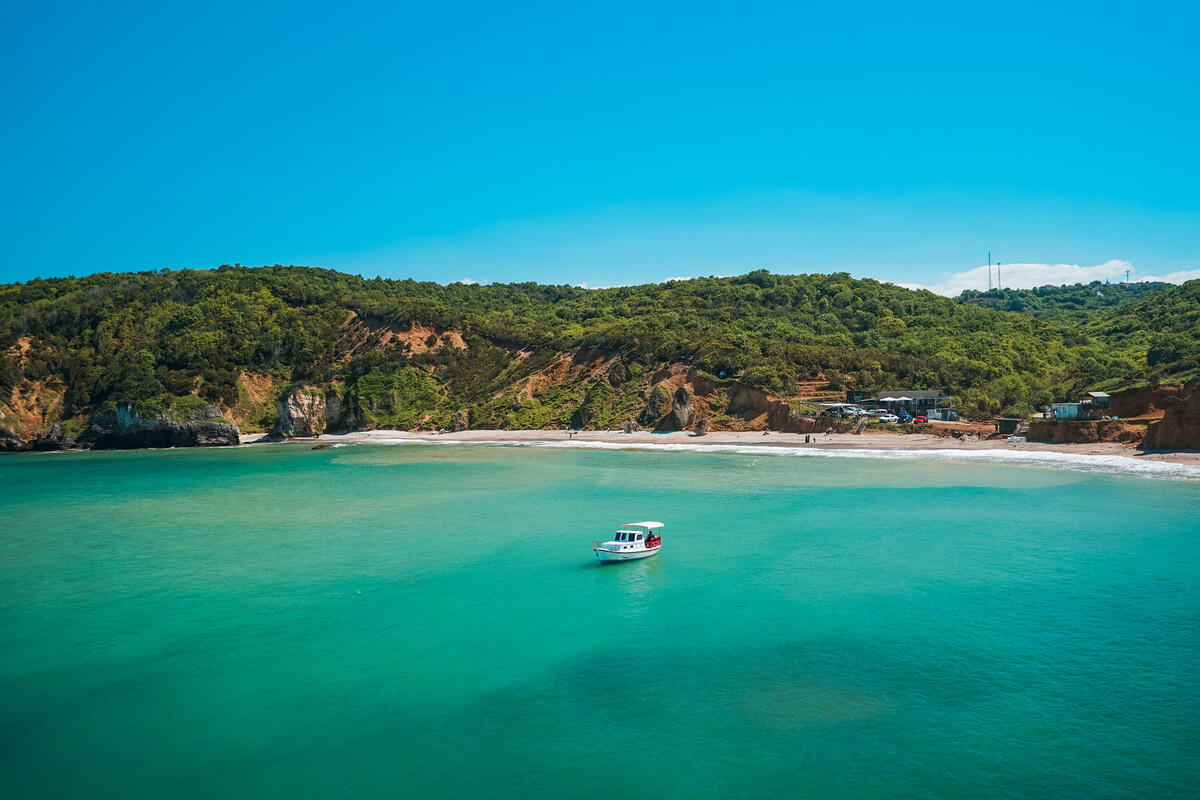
[1,443,1198,799]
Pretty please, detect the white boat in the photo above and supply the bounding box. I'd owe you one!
[593,522,664,563]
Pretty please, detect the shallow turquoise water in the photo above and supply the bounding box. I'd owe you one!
[1,444,1198,798]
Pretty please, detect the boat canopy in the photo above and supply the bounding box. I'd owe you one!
[623,521,664,530]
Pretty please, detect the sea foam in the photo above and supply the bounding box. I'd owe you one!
[392,437,1200,483]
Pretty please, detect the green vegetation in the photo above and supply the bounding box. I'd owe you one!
[1084,280,1200,389]
[1,265,1196,432]
[957,281,1165,323]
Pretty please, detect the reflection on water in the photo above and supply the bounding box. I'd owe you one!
[594,555,662,622]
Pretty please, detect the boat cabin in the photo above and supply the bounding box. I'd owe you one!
[614,529,645,544]
[609,525,662,550]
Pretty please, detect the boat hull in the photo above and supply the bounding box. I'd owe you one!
[595,547,661,563]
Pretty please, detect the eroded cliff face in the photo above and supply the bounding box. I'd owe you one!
[323,391,359,434]
[1026,419,1145,445]
[724,382,810,431]
[626,366,844,433]
[1141,381,1200,450]
[84,403,240,449]
[1107,385,1182,418]
[271,388,364,437]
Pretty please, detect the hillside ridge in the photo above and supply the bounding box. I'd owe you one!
[1,266,1197,439]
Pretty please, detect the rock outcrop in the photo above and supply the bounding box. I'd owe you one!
[1141,381,1200,450]
[693,419,711,436]
[452,409,469,432]
[273,389,326,438]
[85,403,240,449]
[32,423,75,451]
[671,386,694,430]
[0,426,30,452]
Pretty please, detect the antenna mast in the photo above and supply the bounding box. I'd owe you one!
[988,252,992,290]
[997,263,1002,290]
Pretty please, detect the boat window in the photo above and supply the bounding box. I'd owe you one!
[636,533,643,540]
[617,532,626,541]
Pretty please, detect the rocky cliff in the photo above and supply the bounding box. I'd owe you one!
[324,391,360,433]
[1141,381,1200,450]
[32,423,76,451]
[271,387,363,438]
[84,403,240,449]
[0,426,29,452]
[272,389,327,438]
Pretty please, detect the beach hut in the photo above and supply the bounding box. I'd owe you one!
[1051,403,1080,419]
[996,418,1021,435]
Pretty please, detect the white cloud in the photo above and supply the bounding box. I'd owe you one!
[454,277,479,285]
[662,276,694,283]
[575,281,629,290]
[901,259,1164,296]
[1139,268,1200,284]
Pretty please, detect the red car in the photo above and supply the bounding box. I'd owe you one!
[913,415,928,423]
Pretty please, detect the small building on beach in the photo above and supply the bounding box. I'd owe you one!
[1052,392,1111,420]
[874,389,956,419]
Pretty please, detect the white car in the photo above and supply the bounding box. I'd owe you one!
[878,413,899,423]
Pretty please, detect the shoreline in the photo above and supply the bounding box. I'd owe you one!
[239,428,1200,467]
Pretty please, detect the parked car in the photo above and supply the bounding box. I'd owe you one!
[913,415,928,423]
[878,413,899,423]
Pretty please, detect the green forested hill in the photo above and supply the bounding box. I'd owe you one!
[1,266,1196,434]
[957,282,1167,324]
[1085,280,1200,386]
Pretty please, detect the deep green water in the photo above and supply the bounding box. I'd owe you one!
[1,443,1198,799]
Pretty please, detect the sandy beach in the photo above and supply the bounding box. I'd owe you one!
[239,428,1200,466]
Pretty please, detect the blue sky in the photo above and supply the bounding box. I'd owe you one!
[2,1,1198,292]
